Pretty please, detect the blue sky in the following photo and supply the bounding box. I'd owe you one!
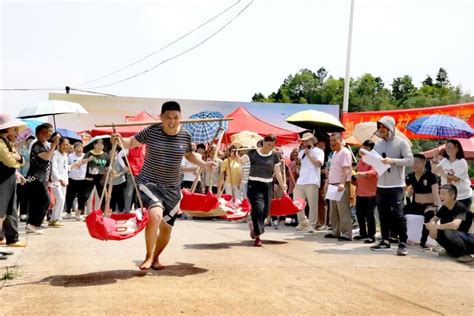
[1,0,472,116]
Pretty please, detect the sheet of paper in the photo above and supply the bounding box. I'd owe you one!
[360,148,390,176]
[325,184,345,201]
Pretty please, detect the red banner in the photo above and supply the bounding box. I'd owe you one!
[342,103,474,139]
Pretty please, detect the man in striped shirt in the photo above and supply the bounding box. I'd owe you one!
[113,101,214,270]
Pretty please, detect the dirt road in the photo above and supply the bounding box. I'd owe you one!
[1,219,472,315]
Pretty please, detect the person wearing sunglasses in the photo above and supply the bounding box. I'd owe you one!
[371,116,414,256]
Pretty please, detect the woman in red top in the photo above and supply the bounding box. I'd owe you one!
[354,140,378,243]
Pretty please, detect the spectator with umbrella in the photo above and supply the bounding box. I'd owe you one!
[407,114,473,210]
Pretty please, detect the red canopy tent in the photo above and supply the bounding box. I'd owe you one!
[222,106,299,146]
[90,111,155,137]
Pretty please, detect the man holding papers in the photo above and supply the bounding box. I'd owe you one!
[324,133,353,241]
[370,116,413,255]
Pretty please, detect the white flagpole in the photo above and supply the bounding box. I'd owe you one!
[342,0,355,116]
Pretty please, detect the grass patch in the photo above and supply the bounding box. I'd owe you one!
[1,267,20,281]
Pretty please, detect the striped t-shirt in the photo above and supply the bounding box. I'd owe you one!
[134,124,192,187]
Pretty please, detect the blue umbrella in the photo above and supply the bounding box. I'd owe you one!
[21,118,44,131]
[56,128,82,142]
[407,115,474,138]
[183,111,228,143]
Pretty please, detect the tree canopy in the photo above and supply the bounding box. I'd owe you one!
[252,67,473,153]
[252,67,473,112]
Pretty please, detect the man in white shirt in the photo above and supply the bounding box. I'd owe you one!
[294,133,325,233]
[180,143,202,193]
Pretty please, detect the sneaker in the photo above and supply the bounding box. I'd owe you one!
[48,221,63,228]
[296,219,310,231]
[397,243,408,256]
[253,237,262,247]
[457,255,473,263]
[26,224,44,235]
[6,241,26,248]
[0,248,14,255]
[264,218,271,226]
[315,225,327,231]
[324,233,338,239]
[371,241,391,251]
[364,237,376,244]
[74,214,84,221]
[63,213,72,219]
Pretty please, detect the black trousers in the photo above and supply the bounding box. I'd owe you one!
[65,178,87,212]
[26,180,50,227]
[1,173,20,244]
[436,229,474,257]
[248,180,272,236]
[111,182,126,212]
[84,175,105,211]
[16,183,28,216]
[356,196,376,238]
[376,187,407,243]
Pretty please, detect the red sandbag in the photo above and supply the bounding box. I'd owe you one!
[219,196,251,220]
[180,189,220,213]
[270,193,306,216]
[86,209,148,241]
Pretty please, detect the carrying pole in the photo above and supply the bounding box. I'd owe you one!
[95,118,232,128]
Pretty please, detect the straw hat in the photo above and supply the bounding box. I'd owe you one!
[300,132,314,141]
[0,114,27,133]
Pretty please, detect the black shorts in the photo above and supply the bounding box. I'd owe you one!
[138,182,181,227]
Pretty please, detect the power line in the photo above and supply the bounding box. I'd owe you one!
[0,86,116,97]
[68,87,117,96]
[73,0,242,87]
[82,0,254,90]
[0,88,63,91]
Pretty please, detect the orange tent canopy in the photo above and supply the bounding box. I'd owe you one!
[222,106,299,146]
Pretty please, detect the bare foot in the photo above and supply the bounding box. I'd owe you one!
[151,258,165,270]
[139,257,154,270]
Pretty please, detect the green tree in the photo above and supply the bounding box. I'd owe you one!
[350,73,393,111]
[391,75,416,104]
[422,75,434,86]
[435,67,450,87]
[316,67,328,84]
[251,92,266,102]
[251,67,471,113]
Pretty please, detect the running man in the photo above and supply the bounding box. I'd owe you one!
[113,101,214,270]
